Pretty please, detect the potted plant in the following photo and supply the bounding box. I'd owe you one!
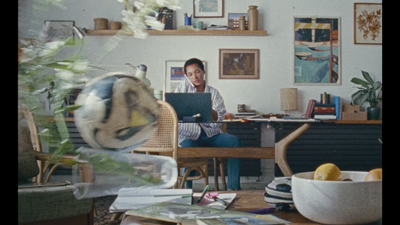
[350,70,382,120]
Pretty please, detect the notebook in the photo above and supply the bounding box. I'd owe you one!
[165,93,213,122]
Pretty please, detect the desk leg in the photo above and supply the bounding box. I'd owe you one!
[275,123,311,177]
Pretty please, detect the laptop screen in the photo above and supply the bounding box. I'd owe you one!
[164,93,213,122]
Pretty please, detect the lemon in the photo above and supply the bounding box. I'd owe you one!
[364,168,382,181]
[313,163,341,181]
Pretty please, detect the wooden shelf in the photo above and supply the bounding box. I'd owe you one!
[86,29,268,36]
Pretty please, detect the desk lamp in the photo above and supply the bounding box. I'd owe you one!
[280,88,298,118]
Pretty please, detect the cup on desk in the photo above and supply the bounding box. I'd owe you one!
[194,20,203,30]
[184,16,192,26]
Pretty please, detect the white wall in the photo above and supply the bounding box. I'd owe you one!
[19,0,382,117]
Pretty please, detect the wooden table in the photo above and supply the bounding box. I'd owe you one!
[119,190,382,225]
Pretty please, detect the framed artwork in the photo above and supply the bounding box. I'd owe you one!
[227,13,247,30]
[354,3,382,45]
[193,0,224,18]
[44,20,75,44]
[164,60,207,94]
[219,49,260,79]
[294,17,341,85]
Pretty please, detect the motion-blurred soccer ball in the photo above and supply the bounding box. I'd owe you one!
[74,72,159,151]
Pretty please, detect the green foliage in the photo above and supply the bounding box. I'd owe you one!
[350,70,382,108]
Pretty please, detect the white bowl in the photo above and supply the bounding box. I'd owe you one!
[291,171,382,224]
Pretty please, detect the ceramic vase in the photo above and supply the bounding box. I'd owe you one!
[367,107,380,120]
[247,5,258,31]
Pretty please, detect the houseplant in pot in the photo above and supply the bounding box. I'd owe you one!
[350,70,382,120]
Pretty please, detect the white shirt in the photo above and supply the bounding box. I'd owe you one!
[174,79,226,144]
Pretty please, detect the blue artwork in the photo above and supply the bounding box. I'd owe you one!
[294,17,340,84]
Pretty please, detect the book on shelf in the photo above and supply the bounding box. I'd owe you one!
[334,96,341,120]
[235,111,256,115]
[305,99,316,118]
[314,103,336,107]
[125,202,290,225]
[314,106,335,113]
[314,114,337,120]
[109,188,193,213]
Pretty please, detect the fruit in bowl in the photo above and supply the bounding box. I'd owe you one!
[292,170,382,224]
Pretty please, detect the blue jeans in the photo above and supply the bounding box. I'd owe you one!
[179,130,242,190]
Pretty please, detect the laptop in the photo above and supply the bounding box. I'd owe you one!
[165,93,213,122]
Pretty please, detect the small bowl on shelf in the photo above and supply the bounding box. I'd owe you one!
[291,171,382,224]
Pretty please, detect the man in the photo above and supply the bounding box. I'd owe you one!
[174,57,242,190]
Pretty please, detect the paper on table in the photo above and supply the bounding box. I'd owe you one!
[109,188,193,213]
[109,196,191,213]
[125,202,290,225]
[193,193,236,210]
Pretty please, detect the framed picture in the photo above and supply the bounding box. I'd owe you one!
[193,0,224,18]
[228,13,247,30]
[354,3,382,45]
[294,17,341,85]
[219,49,260,79]
[164,60,207,94]
[44,20,75,45]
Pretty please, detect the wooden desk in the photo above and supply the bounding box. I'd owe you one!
[178,147,274,159]
[60,118,382,178]
[178,120,382,177]
[120,190,382,225]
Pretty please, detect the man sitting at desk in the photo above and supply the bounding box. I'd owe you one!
[174,57,242,190]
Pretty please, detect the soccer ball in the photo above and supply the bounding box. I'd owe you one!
[74,72,159,151]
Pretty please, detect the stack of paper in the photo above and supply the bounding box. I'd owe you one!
[125,202,290,225]
[109,188,193,213]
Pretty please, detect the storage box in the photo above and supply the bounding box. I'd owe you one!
[341,104,367,120]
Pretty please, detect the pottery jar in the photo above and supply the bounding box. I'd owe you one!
[94,18,108,30]
[239,16,246,30]
[247,5,258,31]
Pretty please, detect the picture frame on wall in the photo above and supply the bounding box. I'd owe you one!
[227,13,247,30]
[193,0,224,18]
[354,3,382,45]
[219,49,260,79]
[294,16,341,85]
[164,60,207,94]
[44,20,75,45]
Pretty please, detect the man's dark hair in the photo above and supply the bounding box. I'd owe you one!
[184,58,204,75]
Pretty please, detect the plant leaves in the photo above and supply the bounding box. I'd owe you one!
[351,77,369,86]
[361,70,374,85]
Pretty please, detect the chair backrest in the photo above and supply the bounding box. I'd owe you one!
[18,106,41,182]
[134,100,178,161]
[18,106,42,153]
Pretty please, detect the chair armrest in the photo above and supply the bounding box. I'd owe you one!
[35,152,92,183]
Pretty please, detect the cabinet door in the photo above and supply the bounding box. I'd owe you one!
[274,122,382,176]
[208,122,262,177]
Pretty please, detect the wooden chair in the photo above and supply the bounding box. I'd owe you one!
[18,106,94,225]
[133,100,209,189]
